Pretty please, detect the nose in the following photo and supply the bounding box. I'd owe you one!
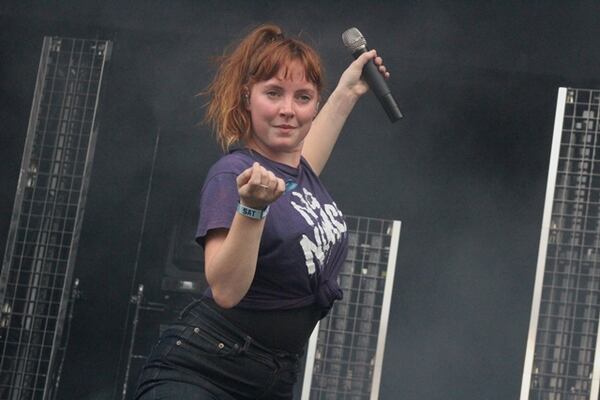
[279,96,294,118]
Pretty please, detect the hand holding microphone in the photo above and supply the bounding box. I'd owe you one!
[342,27,403,122]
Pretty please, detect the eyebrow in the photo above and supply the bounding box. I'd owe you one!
[262,83,316,94]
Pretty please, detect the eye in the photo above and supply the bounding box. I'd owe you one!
[266,90,281,98]
[297,94,313,103]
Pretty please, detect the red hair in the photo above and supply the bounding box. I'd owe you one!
[203,24,324,150]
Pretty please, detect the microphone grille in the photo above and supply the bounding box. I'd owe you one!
[342,27,366,52]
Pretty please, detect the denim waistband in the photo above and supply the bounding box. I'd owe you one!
[178,298,302,360]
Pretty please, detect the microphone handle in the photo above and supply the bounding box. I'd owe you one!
[353,48,403,122]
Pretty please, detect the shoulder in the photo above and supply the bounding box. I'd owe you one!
[299,156,319,178]
[206,149,254,179]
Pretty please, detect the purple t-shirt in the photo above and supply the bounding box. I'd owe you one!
[196,148,348,312]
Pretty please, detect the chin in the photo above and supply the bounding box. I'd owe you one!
[271,144,299,153]
[268,137,298,147]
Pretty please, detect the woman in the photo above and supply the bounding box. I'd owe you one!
[135,23,388,400]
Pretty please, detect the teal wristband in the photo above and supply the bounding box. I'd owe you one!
[237,202,270,220]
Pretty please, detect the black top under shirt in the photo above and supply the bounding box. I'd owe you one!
[204,297,321,354]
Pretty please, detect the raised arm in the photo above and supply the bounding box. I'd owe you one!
[301,49,389,175]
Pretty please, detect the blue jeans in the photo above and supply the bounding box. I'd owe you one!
[134,299,301,400]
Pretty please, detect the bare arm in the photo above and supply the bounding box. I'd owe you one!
[204,162,285,308]
[302,50,389,175]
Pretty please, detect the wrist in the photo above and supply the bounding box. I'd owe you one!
[332,84,361,102]
[328,86,361,113]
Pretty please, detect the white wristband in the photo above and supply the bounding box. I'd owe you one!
[237,202,270,220]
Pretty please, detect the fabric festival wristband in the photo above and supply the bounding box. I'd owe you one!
[236,202,270,220]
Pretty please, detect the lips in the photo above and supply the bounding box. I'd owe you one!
[275,124,296,129]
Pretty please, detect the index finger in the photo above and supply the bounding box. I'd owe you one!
[236,162,259,186]
[353,49,377,67]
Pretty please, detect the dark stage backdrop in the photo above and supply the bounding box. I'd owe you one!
[1,1,600,399]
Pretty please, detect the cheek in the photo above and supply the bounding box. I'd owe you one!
[298,113,314,134]
[250,99,278,120]
[299,106,318,123]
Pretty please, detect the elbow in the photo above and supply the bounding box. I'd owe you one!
[211,289,241,309]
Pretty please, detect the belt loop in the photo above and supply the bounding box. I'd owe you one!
[178,298,202,320]
[239,335,253,354]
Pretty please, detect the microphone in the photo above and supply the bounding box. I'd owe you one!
[342,27,403,122]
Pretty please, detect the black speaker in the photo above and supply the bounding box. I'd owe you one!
[162,200,207,295]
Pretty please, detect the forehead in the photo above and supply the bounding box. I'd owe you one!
[259,61,317,90]
[275,61,308,81]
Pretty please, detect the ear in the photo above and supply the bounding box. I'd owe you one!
[243,88,251,110]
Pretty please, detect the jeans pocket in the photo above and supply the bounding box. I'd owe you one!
[163,323,241,364]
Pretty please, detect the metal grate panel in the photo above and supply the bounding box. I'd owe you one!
[0,36,111,400]
[302,216,401,400]
[521,88,600,400]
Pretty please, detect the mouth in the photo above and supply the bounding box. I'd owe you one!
[274,124,296,129]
